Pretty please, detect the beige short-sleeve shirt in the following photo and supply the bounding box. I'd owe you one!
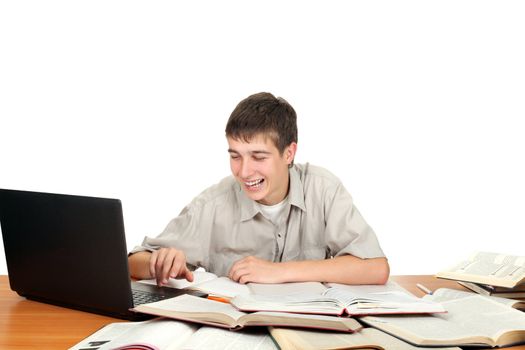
[131,163,385,277]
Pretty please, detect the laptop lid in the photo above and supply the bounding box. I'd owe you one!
[0,189,202,320]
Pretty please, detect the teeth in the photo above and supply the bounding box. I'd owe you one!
[245,179,263,186]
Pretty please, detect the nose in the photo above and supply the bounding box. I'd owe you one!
[239,158,253,179]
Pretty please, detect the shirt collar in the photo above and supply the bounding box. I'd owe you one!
[237,165,306,222]
[288,165,307,212]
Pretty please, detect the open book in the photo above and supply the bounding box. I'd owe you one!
[132,294,362,332]
[269,326,462,350]
[360,288,525,347]
[69,318,278,350]
[436,251,525,288]
[139,271,405,299]
[431,287,525,310]
[230,286,445,316]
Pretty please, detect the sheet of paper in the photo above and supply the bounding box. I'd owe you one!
[248,281,327,296]
[195,277,251,298]
[138,270,218,289]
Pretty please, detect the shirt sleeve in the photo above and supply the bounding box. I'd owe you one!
[324,182,386,259]
[129,202,212,269]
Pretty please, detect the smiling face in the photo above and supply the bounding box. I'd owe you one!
[228,134,297,205]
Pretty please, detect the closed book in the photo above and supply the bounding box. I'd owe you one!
[458,281,525,299]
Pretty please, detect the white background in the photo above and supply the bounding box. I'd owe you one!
[1,1,524,276]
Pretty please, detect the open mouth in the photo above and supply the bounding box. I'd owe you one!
[244,178,264,189]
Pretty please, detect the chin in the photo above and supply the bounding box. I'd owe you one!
[243,189,268,202]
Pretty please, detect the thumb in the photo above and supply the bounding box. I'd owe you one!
[185,268,194,282]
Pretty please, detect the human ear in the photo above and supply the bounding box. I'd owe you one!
[285,142,297,165]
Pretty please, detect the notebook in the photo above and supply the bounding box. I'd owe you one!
[0,188,207,320]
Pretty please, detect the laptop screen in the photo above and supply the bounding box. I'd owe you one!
[0,189,135,316]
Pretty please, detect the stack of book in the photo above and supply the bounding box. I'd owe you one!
[132,277,446,332]
[70,269,525,349]
[436,251,525,310]
[71,277,459,350]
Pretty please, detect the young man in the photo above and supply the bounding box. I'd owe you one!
[128,92,389,286]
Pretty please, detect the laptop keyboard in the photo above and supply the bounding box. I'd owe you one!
[132,289,171,306]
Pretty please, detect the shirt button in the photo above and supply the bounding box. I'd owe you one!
[278,233,282,238]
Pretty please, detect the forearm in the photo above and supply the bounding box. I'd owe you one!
[278,255,389,285]
[128,251,154,279]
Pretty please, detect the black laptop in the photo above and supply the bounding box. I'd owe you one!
[0,189,206,320]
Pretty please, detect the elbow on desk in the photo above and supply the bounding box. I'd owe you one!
[340,256,390,285]
[361,257,390,285]
[375,258,390,285]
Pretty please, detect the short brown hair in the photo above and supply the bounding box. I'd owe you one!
[225,92,298,155]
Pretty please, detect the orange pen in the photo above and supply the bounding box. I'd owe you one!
[207,295,231,304]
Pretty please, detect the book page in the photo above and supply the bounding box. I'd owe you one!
[68,318,199,350]
[191,276,251,298]
[249,281,327,296]
[231,293,344,315]
[361,295,525,347]
[323,288,445,314]
[432,287,524,309]
[269,326,462,350]
[138,270,219,289]
[437,251,525,288]
[133,294,247,327]
[326,280,410,295]
[179,326,278,350]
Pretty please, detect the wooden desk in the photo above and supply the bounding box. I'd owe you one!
[1,275,524,349]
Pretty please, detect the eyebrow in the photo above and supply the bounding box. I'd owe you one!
[227,149,272,155]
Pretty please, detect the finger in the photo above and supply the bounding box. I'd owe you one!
[231,265,248,283]
[155,249,172,285]
[183,267,194,282]
[239,273,252,284]
[160,249,178,285]
[168,251,186,279]
[228,263,241,281]
[161,249,179,283]
[177,263,193,282]
[149,250,159,278]
[228,257,247,280]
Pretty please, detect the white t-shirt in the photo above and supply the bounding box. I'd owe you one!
[258,197,288,226]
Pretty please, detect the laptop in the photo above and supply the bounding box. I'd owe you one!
[0,188,206,320]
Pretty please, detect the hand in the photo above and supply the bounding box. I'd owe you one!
[228,256,283,284]
[149,247,194,286]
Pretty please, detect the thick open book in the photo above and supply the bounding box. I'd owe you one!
[132,294,362,332]
[436,251,525,288]
[68,318,278,350]
[269,326,462,350]
[230,286,445,316]
[360,288,525,347]
[139,271,403,299]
